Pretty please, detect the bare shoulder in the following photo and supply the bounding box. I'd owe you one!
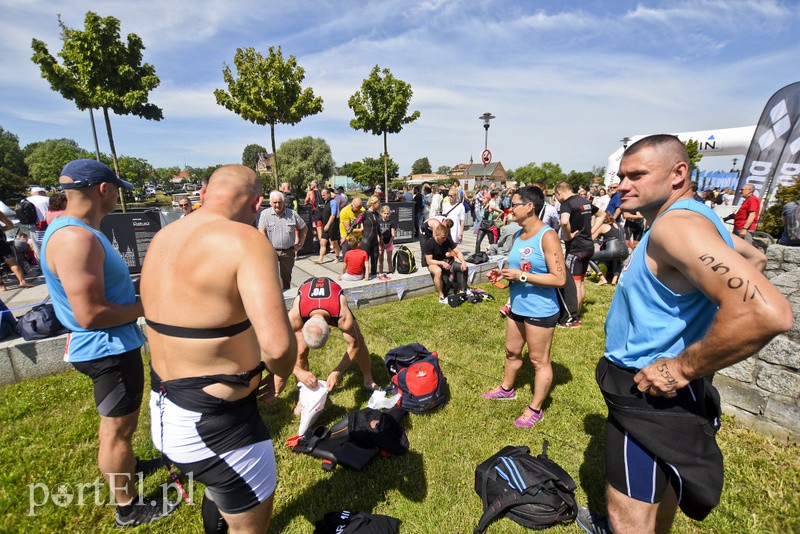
[648,209,723,260]
[47,224,100,256]
[541,227,562,247]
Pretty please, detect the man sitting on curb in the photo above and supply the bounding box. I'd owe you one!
[422,224,468,304]
[265,276,379,400]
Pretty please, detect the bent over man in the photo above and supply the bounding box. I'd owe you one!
[594,135,791,534]
[272,276,377,398]
[141,165,296,534]
[42,159,175,527]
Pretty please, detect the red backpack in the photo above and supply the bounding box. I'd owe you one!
[386,344,448,414]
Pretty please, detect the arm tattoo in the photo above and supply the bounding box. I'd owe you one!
[553,252,564,273]
[698,254,766,303]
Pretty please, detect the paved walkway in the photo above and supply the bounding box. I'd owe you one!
[287,227,485,296]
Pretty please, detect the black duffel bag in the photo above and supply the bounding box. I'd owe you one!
[16,303,67,341]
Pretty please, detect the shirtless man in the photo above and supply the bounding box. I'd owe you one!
[272,276,377,397]
[141,165,296,534]
[586,135,792,534]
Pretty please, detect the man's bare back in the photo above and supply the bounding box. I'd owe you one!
[141,165,295,398]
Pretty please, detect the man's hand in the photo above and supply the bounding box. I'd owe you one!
[296,369,319,389]
[460,261,467,272]
[441,261,451,270]
[257,372,277,403]
[633,358,690,398]
[325,370,341,392]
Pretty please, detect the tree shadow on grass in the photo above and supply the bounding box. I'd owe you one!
[270,446,426,531]
[579,412,608,513]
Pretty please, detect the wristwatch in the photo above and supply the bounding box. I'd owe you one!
[518,272,528,283]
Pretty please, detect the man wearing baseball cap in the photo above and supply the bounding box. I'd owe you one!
[40,159,177,527]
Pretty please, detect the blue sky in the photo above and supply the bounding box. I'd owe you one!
[1,0,798,176]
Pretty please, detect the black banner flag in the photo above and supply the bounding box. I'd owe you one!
[735,82,800,206]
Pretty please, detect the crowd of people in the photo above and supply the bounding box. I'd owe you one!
[18,142,798,533]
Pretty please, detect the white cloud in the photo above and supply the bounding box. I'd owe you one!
[153,85,230,119]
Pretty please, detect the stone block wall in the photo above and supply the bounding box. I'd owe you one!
[716,244,800,443]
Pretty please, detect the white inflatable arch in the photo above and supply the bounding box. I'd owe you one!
[604,126,755,184]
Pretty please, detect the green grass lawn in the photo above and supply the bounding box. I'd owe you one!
[1,283,798,533]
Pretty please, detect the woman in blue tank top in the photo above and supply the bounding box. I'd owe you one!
[482,186,567,428]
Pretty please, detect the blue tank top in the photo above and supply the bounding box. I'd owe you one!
[604,200,734,370]
[41,217,144,362]
[508,226,559,317]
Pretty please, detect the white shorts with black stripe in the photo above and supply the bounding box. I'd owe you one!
[149,387,276,514]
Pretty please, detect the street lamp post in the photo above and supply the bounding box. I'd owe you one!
[479,112,495,184]
[620,136,631,150]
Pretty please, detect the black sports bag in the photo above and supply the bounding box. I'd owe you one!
[474,441,577,533]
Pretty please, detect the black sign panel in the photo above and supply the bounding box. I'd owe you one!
[390,201,416,244]
[99,209,162,274]
[297,205,319,255]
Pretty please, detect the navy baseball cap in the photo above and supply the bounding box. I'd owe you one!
[59,159,134,190]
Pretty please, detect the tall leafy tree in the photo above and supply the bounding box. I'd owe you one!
[0,127,30,201]
[435,165,450,175]
[340,155,399,189]
[215,46,323,188]
[186,165,218,183]
[242,143,267,170]
[24,138,92,188]
[31,12,162,211]
[411,157,432,175]
[153,166,181,184]
[349,65,420,195]
[0,126,28,179]
[276,136,334,193]
[565,170,594,190]
[0,168,28,202]
[512,161,566,188]
[116,155,153,187]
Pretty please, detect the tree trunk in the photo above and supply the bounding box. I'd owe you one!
[270,122,279,191]
[383,131,388,196]
[102,107,127,213]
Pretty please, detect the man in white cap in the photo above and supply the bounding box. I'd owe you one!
[41,159,176,527]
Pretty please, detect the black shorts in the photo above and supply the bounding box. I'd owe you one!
[72,348,144,417]
[507,310,560,328]
[0,240,14,262]
[565,249,593,279]
[322,222,340,241]
[626,223,644,242]
[311,210,324,225]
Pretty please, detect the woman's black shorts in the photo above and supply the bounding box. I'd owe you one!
[507,310,560,328]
